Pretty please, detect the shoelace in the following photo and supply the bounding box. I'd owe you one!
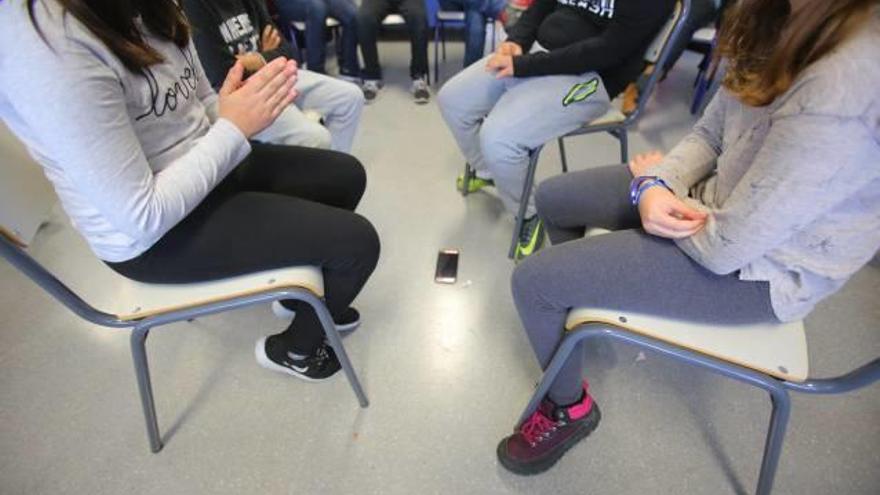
[311,346,332,369]
[520,218,538,244]
[520,410,558,446]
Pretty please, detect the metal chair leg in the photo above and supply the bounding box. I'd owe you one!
[558,138,569,173]
[516,329,581,425]
[441,24,447,60]
[130,327,163,453]
[755,386,792,495]
[490,20,497,52]
[311,297,369,408]
[461,162,472,197]
[508,148,542,259]
[433,25,440,85]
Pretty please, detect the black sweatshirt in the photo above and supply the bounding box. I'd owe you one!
[182,0,299,88]
[507,0,675,97]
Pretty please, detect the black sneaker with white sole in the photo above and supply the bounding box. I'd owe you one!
[255,335,341,382]
[271,302,361,333]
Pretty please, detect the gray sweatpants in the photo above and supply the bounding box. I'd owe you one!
[437,57,611,218]
[513,165,778,405]
[255,69,364,153]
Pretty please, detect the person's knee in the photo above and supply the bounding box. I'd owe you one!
[306,0,329,18]
[338,81,365,116]
[533,180,552,219]
[340,153,367,198]
[479,119,520,165]
[436,82,458,117]
[351,213,381,271]
[510,256,545,307]
[335,2,358,24]
[534,175,565,220]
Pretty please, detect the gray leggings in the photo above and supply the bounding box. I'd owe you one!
[512,165,778,405]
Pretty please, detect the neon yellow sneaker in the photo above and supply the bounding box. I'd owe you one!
[456,170,495,194]
[514,216,546,262]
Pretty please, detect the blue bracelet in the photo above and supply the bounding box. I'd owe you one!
[629,176,671,206]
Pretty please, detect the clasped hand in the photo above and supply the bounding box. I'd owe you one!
[218,57,299,138]
[485,41,522,79]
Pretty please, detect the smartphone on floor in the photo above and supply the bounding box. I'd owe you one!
[435,249,459,284]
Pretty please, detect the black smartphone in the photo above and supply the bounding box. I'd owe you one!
[435,249,459,284]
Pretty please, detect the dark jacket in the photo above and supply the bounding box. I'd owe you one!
[182,0,299,88]
[507,0,675,97]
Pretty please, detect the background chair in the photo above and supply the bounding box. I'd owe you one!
[517,307,880,495]
[689,26,722,115]
[472,0,692,259]
[0,123,369,454]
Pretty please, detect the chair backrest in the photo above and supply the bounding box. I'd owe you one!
[629,0,692,121]
[0,121,124,327]
[0,120,56,247]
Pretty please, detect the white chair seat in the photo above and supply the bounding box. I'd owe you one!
[437,11,466,22]
[383,14,406,25]
[692,27,716,44]
[566,308,809,382]
[27,218,324,321]
[292,18,341,31]
[588,107,627,126]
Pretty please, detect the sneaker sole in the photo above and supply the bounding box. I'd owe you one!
[253,336,326,383]
[456,175,494,194]
[270,301,361,333]
[497,403,602,476]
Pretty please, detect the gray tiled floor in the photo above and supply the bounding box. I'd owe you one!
[1,41,878,495]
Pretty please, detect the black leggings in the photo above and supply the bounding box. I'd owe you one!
[108,143,381,354]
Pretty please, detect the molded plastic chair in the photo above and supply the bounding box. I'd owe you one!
[458,0,691,258]
[0,124,369,454]
[516,307,880,495]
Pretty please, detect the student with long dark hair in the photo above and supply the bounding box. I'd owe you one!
[497,0,880,475]
[0,0,380,381]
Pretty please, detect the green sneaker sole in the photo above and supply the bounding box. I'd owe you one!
[456,174,495,194]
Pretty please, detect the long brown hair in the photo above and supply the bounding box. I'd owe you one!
[27,0,190,73]
[718,0,878,107]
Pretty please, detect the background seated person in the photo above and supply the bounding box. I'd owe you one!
[357,0,431,104]
[438,0,676,260]
[184,0,364,152]
[438,0,508,68]
[274,0,361,81]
